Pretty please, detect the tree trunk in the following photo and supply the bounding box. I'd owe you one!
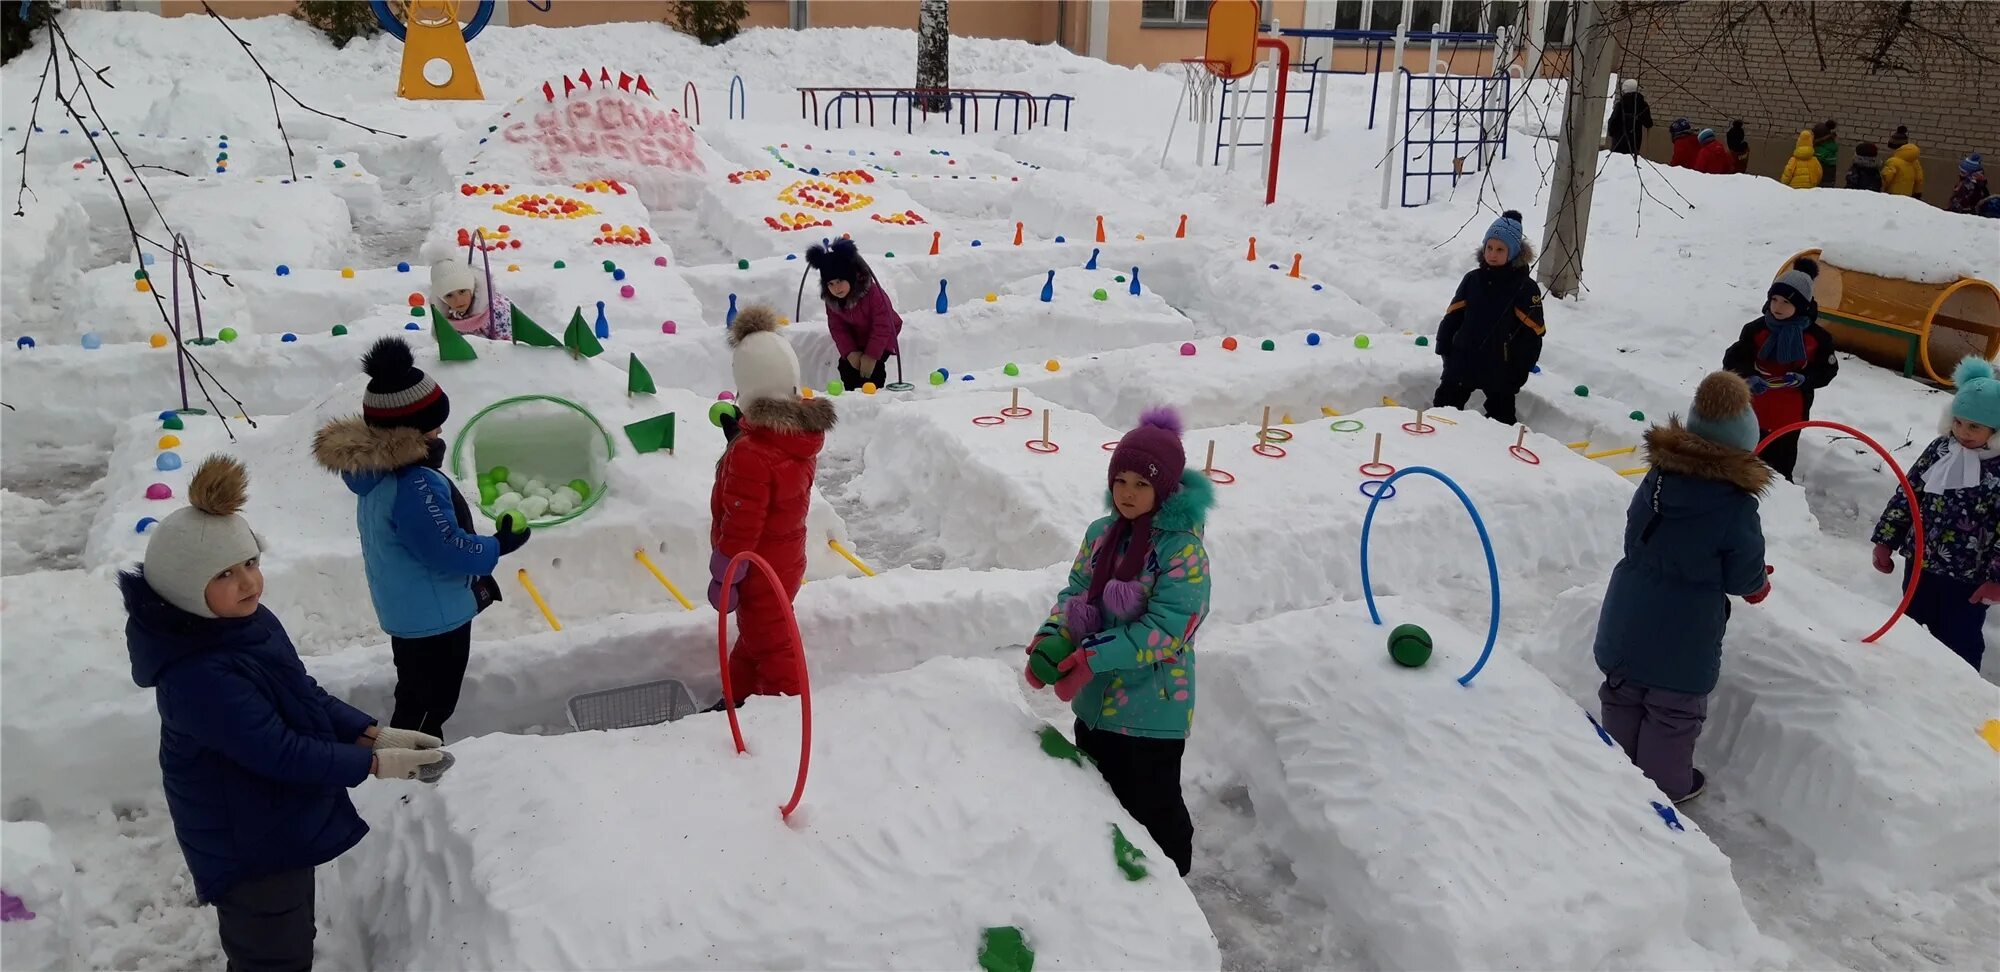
[916,0,949,112]
[1538,0,1612,299]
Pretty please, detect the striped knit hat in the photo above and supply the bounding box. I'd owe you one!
[360,337,450,431]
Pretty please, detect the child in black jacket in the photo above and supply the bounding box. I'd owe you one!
[1721,259,1838,481]
[1433,210,1547,426]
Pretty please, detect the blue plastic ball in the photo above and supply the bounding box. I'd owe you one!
[1311,283,1324,291]
[15,336,34,349]
[275,265,290,276]
[135,517,158,534]
[281,332,298,342]
[961,374,974,381]
[158,410,177,420]
[215,166,225,173]
[397,261,411,273]
[81,333,103,349]
[848,149,856,156]
[1306,332,1321,346]
[1055,235,1066,243]
[786,253,797,260]
[141,253,156,266]
[1530,365,1542,374]
[613,269,627,281]
[405,322,420,330]
[971,240,982,247]
[156,452,183,471]
[808,167,820,175]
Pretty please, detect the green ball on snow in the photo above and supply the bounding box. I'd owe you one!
[1353,335,1371,349]
[1415,335,1429,347]
[1629,410,1645,421]
[1574,385,1590,397]
[1004,363,1020,376]
[1388,623,1433,668]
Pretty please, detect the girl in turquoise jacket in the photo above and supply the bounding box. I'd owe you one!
[1025,406,1213,876]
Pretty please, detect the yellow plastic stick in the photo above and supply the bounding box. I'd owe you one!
[828,538,876,577]
[1585,445,1638,460]
[1617,465,1649,477]
[1381,395,1401,407]
[516,568,561,631]
[634,549,696,611]
[1321,406,1342,417]
[1567,440,1590,450]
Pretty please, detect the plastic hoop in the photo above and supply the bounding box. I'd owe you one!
[1207,468,1237,485]
[1509,446,1541,465]
[716,551,813,818]
[1101,441,1120,451]
[1359,466,1502,687]
[1358,461,1397,478]
[1755,420,1922,643]
[971,415,1005,426]
[1260,428,1295,443]
[370,0,494,42]
[1027,440,1061,454]
[1252,443,1287,459]
[1329,419,1365,433]
[1402,421,1438,435]
[1000,407,1034,418]
[1358,480,1397,500]
[885,382,916,392]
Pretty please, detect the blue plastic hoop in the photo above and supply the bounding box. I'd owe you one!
[371,0,495,43]
[1357,465,1501,687]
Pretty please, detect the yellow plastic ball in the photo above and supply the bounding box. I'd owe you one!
[340,267,355,279]
[985,293,997,302]
[158,435,181,449]
[149,333,168,348]
[1045,359,1061,372]
[801,387,815,399]
[134,280,151,293]
[862,382,878,395]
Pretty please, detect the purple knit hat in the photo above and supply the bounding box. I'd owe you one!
[1108,406,1186,498]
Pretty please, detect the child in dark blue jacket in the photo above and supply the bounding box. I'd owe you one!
[126,455,447,970]
[1871,356,2000,673]
[1593,373,1773,804]
[313,338,530,737]
[1432,210,1547,426]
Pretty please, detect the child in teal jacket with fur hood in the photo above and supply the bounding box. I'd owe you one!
[1025,406,1213,876]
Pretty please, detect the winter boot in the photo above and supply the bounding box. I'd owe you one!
[1672,768,1707,805]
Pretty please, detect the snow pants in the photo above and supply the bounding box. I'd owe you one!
[389,621,472,738]
[1433,380,1519,426]
[725,542,807,705]
[1758,428,1800,481]
[214,866,315,972]
[1074,720,1195,876]
[1597,675,1707,801]
[1904,563,1989,672]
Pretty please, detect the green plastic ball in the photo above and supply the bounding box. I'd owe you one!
[1574,385,1590,397]
[1260,339,1275,351]
[217,327,239,343]
[331,324,348,336]
[737,258,750,270]
[134,269,148,281]
[929,371,946,386]
[1415,335,1430,347]
[567,478,591,500]
[884,251,894,258]
[1388,623,1433,668]
[488,465,510,484]
[478,482,499,505]
[409,307,424,318]
[1114,275,1126,283]
[1629,410,1645,421]
[708,400,741,428]
[553,260,566,269]
[601,260,616,272]
[1003,363,1020,377]
[1354,335,1371,349]
[1092,288,1108,301]
[161,414,185,431]
[498,510,527,533]
[826,380,844,397]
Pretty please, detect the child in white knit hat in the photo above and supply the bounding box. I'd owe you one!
[123,455,448,969]
[429,256,514,341]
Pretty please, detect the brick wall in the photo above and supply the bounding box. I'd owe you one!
[1608,1,1998,194]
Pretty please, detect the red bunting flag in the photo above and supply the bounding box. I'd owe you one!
[542,81,556,102]
[636,74,654,98]
[618,71,633,92]
[578,69,592,89]
[562,75,575,96]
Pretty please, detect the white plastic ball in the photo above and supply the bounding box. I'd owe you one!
[493,491,523,511]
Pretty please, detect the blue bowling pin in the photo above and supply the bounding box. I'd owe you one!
[727,293,739,327]
[936,279,950,314]
[1129,267,1141,296]
[1085,247,1100,270]
[594,301,610,339]
[1039,270,1055,303]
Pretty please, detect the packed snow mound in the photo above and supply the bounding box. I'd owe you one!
[139,182,354,271]
[0,185,89,315]
[329,658,1222,971]
[0,822,86,969]
[466,71,726,211]
[1818,238,1987,285]
[1533,573,2000,890]
[1195,601,1786,970]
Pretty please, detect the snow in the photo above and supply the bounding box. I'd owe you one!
[3,8,1998,972]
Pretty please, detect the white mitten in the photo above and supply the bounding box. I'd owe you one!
[372,727,442,751]
[373,748,445,781]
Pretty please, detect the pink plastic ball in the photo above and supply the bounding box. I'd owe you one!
[661,320,677,334]
[718,390,736,401]
[1180,342,1197,356]
[619,285,635,299]
[654,256,668,267]
[146,483,173,500]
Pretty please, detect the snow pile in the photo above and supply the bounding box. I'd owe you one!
[329,658,1221,971]
[463,73,725,212]
[0,822,86,970]
[1817,239,1987,286]
[139,182,355,271]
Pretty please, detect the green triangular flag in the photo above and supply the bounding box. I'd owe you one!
[509,304,561,348]
[562,306,605,358]
[430,307,479,362]
[623,412,675,455]
[627,353,656,396]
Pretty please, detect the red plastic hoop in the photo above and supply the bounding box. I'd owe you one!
[1252,443,1286,458]
[1000,407,1033,418]
[971,415,1005,426]
[1509,446,1541,465]
[1027,440,1061,454]
[1207,468,1237,485]
[1101,441,1120,451]
[1358,461,1397,478]
[716,551,812,819]
[1402,422,1438,435]
[1260,428,1294,443]
[1755,420,1921,644]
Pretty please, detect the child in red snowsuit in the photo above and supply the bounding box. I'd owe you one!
[1693,129,1737,175]
[1667,119,1699,168]
[708,305,836,706]
[1722,258,1838,481]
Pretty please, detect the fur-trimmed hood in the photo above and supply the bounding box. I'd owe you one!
[1101,468,1216,532]
[312,416,433,495]
[742,395,837,437]
[1645,420,1772,495]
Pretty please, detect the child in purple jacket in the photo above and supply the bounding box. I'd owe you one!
[805,238,903,390]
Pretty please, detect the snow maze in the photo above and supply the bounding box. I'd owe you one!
[3,15,1997,971]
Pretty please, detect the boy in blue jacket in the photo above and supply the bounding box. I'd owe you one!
[1593,372,1773,804]
[126,455,446,970]
[313,338,529,737]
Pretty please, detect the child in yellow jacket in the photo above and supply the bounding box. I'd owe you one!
[1881,142,1926,198]
[1779,130,1822,189]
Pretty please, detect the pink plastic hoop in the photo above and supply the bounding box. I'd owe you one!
[1000,406,1033,418]
[1027,439,1061,453]
[1509,445,1541,465]
[1206,468,1236,485]
[1252,443,1287,459]
[1402,421,1438,435]
[971,415,1005,426]
[1358,461,1397,478]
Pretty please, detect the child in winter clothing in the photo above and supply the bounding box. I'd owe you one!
[429,258,513,342]
[1846,142,1885,191]
[1432,210,1546,426]
[1025,406,1213,876]
[125,455,447,970]
[1594,372,1772,804]
[1811,119,1839,187]
[1780,130,1823,189]
[1667,118,1698,168]
[1881,140,1926,198]
[1887,125,1910,151]
[1605,78,1651,155]
[1722,259,1837,481]
[805,238,903,391]
[1693,128,1736,175]
[710,305,837,705]
[1948,154,1989,214]
[1871,357,2000,673]
[312,338,530,737]
[1726,120,1750,173]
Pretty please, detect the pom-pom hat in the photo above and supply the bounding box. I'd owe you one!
[1951,357,2000,429]
[141,455,265,617]
[804,238,864,284]
[360,336,451,432]
[1485,210,1526,262]
[1683,372,1760,452]
[1108,406,1186,500]
[1769,257,1819,310]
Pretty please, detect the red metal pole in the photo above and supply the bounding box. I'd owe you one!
[1256,38,1290,205]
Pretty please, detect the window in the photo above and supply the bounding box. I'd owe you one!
[1448,0,1485,33]
[1333,0,1365,29]
[1141,0,1211,27]
[1542,0,1574,44]
[1337,1,1519,37]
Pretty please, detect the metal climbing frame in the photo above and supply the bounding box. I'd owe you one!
[1398,68,1511,208]
[1275,26,1500,130]
[798,86,1073,135]
[1211,57,1320,166]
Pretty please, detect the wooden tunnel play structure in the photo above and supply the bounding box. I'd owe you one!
[1779,249,2000,387]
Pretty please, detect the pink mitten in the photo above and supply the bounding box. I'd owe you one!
[1024,639,1049,689]
[1970,582,2000,606]
[1052,649,1096,702]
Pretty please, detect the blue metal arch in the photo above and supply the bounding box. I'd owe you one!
[370,0,495,43]
[1357,465,1501,687]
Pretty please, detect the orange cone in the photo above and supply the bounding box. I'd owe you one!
[929,231,940,256]
[1013,221,1024,246]
[1175,214,1187,238]
[1246,236,1257,261]
[1288,254,1302,278]
[1094,215,1105,243]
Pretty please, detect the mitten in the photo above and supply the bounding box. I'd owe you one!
[1969,582,2000,605]
[1026,635,1075,687]
[374,748,445,781]
[496,520,531,555]
[372,728,441,751]
[1052,648,1097,703]
[1743,579,1771,605]
[1767,372,1804,390]
[1746,375,1771,395]
[708,549,749,613]
[1872,544,1895,574]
